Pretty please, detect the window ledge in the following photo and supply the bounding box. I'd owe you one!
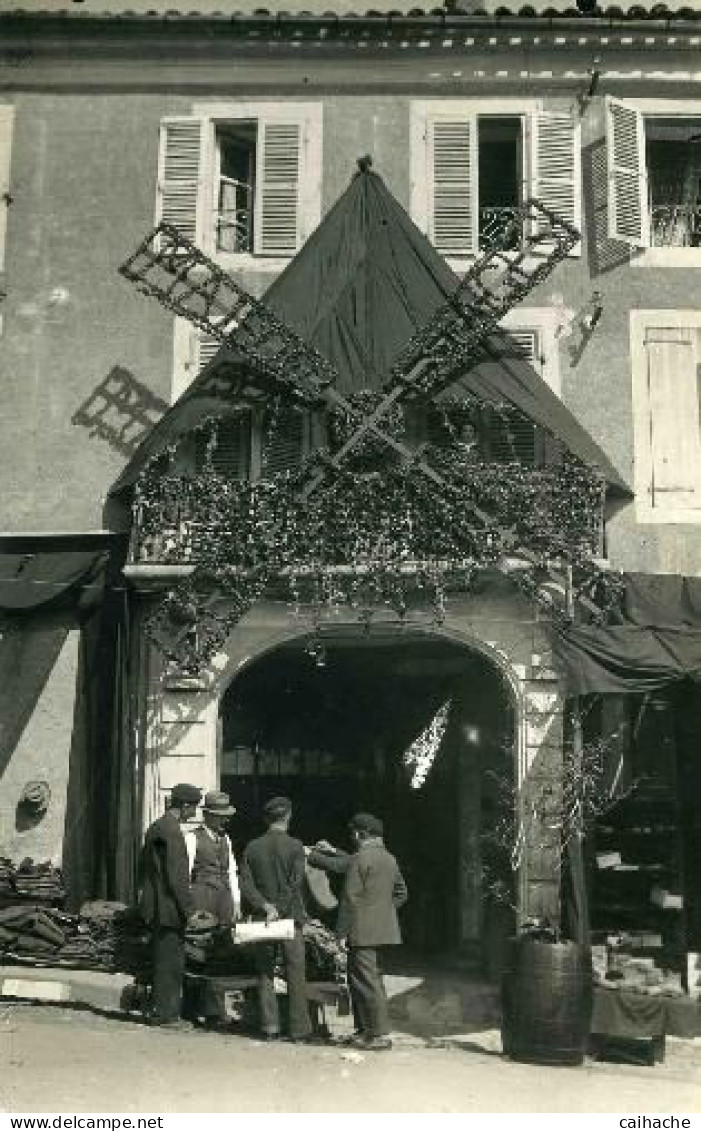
[631,247,701,269]
[635,503,701,525]
[213,251,293,274]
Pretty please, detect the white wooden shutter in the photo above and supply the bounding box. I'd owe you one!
[195,330,221,372]
[0,105,14,273]
[155,117,207,247]
[504,328,541,369]
[644,329,701,511]
[255,121,302,256]
[605,97,650,247]
[529,110,581,256]
[427,115,479,257]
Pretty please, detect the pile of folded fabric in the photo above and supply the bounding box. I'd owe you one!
[0,900,151,975]
[0,904,70,962]
[12,859,66,906]
[79,902,151,977]
[303,919,347,984]
[0,858,14,899]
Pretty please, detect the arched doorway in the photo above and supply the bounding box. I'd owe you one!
[218,627,518,970]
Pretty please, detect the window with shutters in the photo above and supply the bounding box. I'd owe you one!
[630,310,701,523]
[411,99,581,264]
[157,102,322,267]
[418,311,562,467]
[606,98,701,265]
[178,327,309,480]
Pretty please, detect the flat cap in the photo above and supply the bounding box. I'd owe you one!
[264,795,292,819]
[170,782,202,806]
[349,812,384,837]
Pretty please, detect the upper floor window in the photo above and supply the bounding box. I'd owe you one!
[606,98,701,258]
[630,310,701,523]
[155,103,323,265]
[410,99,581,263]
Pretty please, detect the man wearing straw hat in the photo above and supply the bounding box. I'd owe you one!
[184,790,241,926]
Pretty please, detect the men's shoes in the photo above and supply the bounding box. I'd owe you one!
[286,1033,329,1046]
[148,1018,194,1032]
[360,1036,393,1051]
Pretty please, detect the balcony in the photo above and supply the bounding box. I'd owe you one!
[129,454,605,574]
[650,204,701,249]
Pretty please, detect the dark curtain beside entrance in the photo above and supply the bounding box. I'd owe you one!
[0,543,139,910]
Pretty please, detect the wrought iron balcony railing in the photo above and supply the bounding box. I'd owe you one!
[479,206,523,251]
[216,176,254,254]
[650,204,701,249]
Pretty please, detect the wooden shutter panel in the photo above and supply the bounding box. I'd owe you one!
[262,409,305,476]
[484,408,539,466]
[155,117,206,248]
[605,98,650,247]
[195,331,221,373]
[530,110,581,255]
[428,115,479,257]
[0,105,14,272]
[645,330,701,510]
[197,413,252,480]
[255,121,302,256]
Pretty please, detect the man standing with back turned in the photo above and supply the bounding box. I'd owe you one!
[240,796,313,1042]
[309,812,408,1051]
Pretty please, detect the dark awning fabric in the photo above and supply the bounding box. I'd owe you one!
[0,550,111,617]
[111,166,630,496]
[554,573,701,695]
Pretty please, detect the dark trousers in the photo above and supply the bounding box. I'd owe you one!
[151,927,185,1023]
[256,927,311,1039]
[347,946,390,1038]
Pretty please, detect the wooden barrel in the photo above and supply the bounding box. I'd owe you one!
[501,937,592,1066]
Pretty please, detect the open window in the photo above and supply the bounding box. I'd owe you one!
[413,101,581,259]
[155,104,322,261]
[606,98,701,251]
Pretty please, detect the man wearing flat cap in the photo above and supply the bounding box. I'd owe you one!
[184,791,240,926]
[240,796,312,1042]
[139,782,201,1028]
[309,812,408,1051]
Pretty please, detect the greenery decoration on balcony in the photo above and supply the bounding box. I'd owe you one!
[134,391,620,673]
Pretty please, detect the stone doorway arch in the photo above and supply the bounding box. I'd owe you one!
[142,583,566,935]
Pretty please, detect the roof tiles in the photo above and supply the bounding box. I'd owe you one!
[3,0,701,19]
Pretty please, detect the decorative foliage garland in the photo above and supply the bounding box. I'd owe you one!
[134,390,617,671]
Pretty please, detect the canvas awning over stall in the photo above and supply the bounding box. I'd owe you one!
[111,165,629,495]
[555,573,701,696]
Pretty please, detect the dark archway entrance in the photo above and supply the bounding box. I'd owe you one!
[219,631,516,967]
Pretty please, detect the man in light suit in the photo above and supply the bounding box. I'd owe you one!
[309,812,408,1051]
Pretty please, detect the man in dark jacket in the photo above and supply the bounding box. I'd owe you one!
[309,812,408,1050]
[240,796,312,1042]
[139,782,201,1028]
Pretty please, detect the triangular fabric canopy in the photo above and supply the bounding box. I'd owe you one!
[112,165,629,495]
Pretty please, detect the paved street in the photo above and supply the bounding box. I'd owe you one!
[1,1004,700,1114]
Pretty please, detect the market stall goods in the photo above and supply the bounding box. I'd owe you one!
[0,859,66,906]
[0,902,150,975]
